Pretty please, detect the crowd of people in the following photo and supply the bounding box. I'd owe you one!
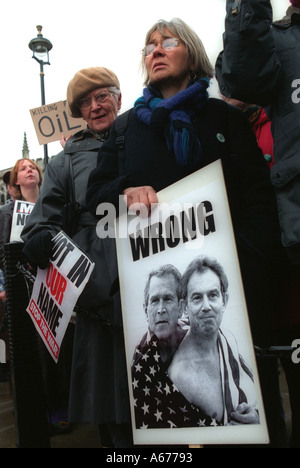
[0,0,299,448]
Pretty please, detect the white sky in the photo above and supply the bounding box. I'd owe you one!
[1,0,290,170]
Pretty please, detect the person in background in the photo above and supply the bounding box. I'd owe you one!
[21,67,132,448]
[0,159,42,296]
[221,97,274,168]
[87,17,284,446]
[0,171,18,304]
[2,171,19,203]
[216,0,300,447]
[0,159,42,386]
[216,0,300,264]
[244,106,273,168]
[0,268,8,382]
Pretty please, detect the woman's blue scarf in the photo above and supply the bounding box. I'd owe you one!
[134,79,209,169]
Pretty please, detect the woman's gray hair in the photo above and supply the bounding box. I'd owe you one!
[108,86,121,95]
[141,18,214,86]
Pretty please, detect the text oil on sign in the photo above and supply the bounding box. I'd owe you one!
[30,100,86,145]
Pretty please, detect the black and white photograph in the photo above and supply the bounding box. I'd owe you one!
[116,160,269,445]
[131,257,259,430]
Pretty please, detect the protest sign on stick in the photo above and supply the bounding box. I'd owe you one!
[27,231,94,362]
[30,100,86,145]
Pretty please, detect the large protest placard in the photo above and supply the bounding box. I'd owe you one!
[10,200,35,242]
[30,100,86,145]
[115,159,269,446]
[27,231,94,362]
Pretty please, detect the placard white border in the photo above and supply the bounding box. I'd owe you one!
[116,160,269,445]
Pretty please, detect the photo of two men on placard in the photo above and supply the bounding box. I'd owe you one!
[115,161,269,446]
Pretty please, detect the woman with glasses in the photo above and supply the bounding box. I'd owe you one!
[21,67,133,447]
[87,19,285,444]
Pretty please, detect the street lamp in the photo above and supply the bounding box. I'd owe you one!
[29,25,53,167]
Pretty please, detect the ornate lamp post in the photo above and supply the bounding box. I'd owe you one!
[29,26,53,166]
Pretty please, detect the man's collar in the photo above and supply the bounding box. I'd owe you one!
[72,127,110,142]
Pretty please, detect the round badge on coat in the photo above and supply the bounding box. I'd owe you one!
[264,154,272,163]
[216,133,226,143]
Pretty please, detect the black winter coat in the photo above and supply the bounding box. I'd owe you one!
[22,130,130,425]
[87,98,281,345]
[216,1,300,263]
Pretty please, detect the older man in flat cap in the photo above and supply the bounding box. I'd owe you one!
[21,67,133,447]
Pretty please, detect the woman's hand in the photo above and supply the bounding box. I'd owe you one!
[123,186,158,216]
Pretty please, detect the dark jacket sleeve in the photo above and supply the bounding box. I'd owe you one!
[215,0,283,105]
[222,103,279,262]
[222,103,284,345]
[86,124,132,215]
